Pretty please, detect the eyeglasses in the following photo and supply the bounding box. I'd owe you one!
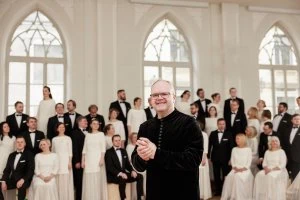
[150,92,171,99]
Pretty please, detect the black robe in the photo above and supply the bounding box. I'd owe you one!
[131,110,203,200]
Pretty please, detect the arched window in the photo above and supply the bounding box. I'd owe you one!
[7,11,66,116]
[259,25,298,113]
[143,18,192,106]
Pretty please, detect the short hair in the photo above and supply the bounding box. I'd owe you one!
[190,103,199,108]
[236,133,247,147]
[262,110,272,120]
[211,93,220,99]
[151,79,175,95]
[117,89,125,94]
[264,121,273,129]
[257,99,266,108]
[76,116,87,124]
[297,96,300,101]
[180,90,190,98]
[268,136,281,150]
[246,126,257,138]
[292,114,300,119]
[134,97,141,105]
[67,99,77,108]
[279,102,288,110]
[55,103,64,109]
[27,117,37,123]
[229,87,236,92]
[217,118,226,123]
[14,101,23,107]
[208,106,218,117]
[103,124,113,134]
[231,99,240,105]
[112,134,121,141]
[39,139,51,148]
[16,135,26,141]
[88,104,98,112]
[196,88,204,96]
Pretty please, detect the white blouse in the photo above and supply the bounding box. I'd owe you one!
[109,120,126,141]
[127,109,147,133]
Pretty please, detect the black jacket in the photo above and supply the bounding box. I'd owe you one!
[224,111,247,139]
[6,113,29,136]
[223,97,245,119]
[47,115,72,141]
[71,129,86,164]
[144,107,155,120]
[85,114,105,131]
[22,130,45,156]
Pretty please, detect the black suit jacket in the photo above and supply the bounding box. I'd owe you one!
[85,114,105,131]
[258,131,278,158]
[208,130,234,163]
[47,115,72,141]
[64,112,82,131]
[6,113,29,136]
[194,99,212,118]
[1,150,35,188]
[223,97,245,119]
[22,130,45,156]
[105,147,133,183]
[144,107,155,120]
[224,111,247,139]
[71,129,86,164]
[273,113,292,137]
[281,127,300,164]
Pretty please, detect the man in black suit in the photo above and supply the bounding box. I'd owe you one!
[194,88,211,119]
[64,99,82,131]
[224,99,247,141]
[272,102,292,138]
[208,118,234,196]
[6,101,29,137]
[0,136,34,200]
[85,104,105,131]
[281,114,300,181]
[258,122,278,169]
[105,135,143,200]
[22,117,45,156]
[71,116,88,200]
[190,102,205,130]
[223,87,245,120]
[47,103,72,141]
[109,90,131,141]
[144,97,156,120]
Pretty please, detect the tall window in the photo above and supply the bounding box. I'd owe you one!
[259,25,299,114]
[143,18,192,106]
[7,11,65,116]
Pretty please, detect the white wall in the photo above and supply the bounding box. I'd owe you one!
[0,0,300,121]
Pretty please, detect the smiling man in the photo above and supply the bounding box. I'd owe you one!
[131,79,203,200]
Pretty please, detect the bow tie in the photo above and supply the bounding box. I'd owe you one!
[29,131,35,134]
[200,99,205,102]
[82,129,87,132]
[58,116,64,118]
[69,113,75,115]
[293,127,299,129]
[231,112,236,115]
[16,151,23,155]
[115,148,121,151]
[15,114,22,117]
[120,101,125,104]
[218,131,224,134]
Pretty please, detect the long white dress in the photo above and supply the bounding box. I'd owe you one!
[247,119,260,136]
[109,120,126,141]
[221,147,253,200]
[253,149,289,200]
[52,135,74,200]
[29,153,59,200]
[204,117,218,137]
[287,172,300,200]
[175,101,191,115]
[199,131,212,200]
[127,109,147,133]
[208,102,223,118]
[246,137,259,175]
[82,132,108,200]
[36,99,56,134]
[0,136,15,179]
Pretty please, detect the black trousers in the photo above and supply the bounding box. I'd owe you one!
[0,180,27,200]
[73,167,83,200]
[287,161,300,181]
[212,161,231,194]
[118,173,143,200]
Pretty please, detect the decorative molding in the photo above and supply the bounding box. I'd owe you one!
[130,0,209,8]
[248,6,300,15]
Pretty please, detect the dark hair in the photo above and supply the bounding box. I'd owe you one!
[103,124,113,135]
[55,103,64,109]
[112,134,121,142]
[231,99,240,105]
[55,122,66,135]
[27,117,37,123]
[196,88,204,96]
[279,102,288,110]
[0,122,13,141]
[297,96,300,101]
[14,101,23,108]
[217,118,226,123]
[109,108,119,120]
[262,109,272,119]
[117,89,125,94]
[134,97,141,105]
[264,121,273,129]
[43,86,53,99]
[76,116,87,124]
[16,135,26,141]
[229,87,236,92]
[180,90,190,98]
[190,103,199,108]
[89,118,101,132]
[208,106,218,117]
[211,93,220,100]
[292,114,300,119]
[88,104,98,112]
[67,99,77,108]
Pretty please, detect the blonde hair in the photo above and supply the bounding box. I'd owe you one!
[268,136,281,150]
[246,126,257,138]
[257,99,266,108]
[39,139,51,149]
[236,133,247,147]
[247,107,259,119]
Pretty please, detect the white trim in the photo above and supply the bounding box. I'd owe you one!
[130,0,209,8]
[248,6,300,15]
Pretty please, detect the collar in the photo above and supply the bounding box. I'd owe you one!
[155,109,178,122]
[114,146,121,151]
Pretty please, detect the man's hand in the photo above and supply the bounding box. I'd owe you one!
[119,172,128,180]
[16,179,24,189]
[1,182,7,191]
[131,171,138,178]
[75,162,81,169]
[136,137,157,161]
[264,167,271,174]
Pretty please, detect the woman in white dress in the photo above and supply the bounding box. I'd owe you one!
[36,86,56,134]
[175,90,191,115]
[82,119,108,200]
[260,110,272,133]
[253,136,289,200]
[204,106,218,137]
[256,99,266,122]
[108,108,125,148]
[208,93,223,118]
[245,126,259,175]
[199,131,212,200]
[103,124,114,150]
[29,139,59,200]
[221,134,253,200]
[247,107,260,137]
[287,171,300,200]
[126,132,137,160]
[51,123,74,200]
[127,97,147,139]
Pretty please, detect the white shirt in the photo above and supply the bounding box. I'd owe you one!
[290,127,299,144]
[30,132,35,147]
[80,128,88,135]
[273,113,284,132]
[218,130,224,143]
[114,146,122,167]
[14,151,23,169]
[200,99,206,112]
[15,113,22,128]
[231,111,237,127]
[57,115,64,123]
[69,113,76,128]
[119,101,127,117]
[150,107,156,117]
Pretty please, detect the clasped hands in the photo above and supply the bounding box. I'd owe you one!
[136,137,157,161]
[233,167,247,173]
